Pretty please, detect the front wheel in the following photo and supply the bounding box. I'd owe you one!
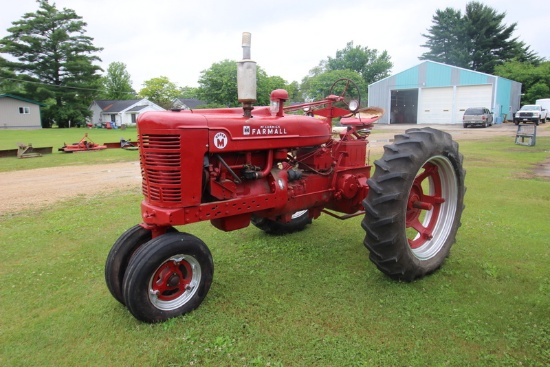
[105,225,154,305]
[362,127,465,281]
[122,232,214,323]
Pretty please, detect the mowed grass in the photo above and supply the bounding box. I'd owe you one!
[0,127,140,172]
[0,132,549,366]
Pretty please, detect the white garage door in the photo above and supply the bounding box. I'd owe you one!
[418,87,453,124]
[454,85,493,123]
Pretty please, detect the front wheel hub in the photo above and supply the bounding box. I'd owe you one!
[148,255,202,311]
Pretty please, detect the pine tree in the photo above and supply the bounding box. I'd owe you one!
[0,0,103,127]
[420,1,540,74]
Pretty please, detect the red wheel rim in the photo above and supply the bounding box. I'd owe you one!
[148,255,201,311]
[406,162,446,249]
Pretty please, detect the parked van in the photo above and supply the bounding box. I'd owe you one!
[535,99,550,121]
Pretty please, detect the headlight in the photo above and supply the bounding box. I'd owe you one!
[349,100,359,112]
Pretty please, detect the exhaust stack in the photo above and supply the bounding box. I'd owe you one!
[237,32,257,118]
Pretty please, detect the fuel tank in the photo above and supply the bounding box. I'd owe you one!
[137,106,332,152]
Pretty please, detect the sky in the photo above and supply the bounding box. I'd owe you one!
[1,0,549,92]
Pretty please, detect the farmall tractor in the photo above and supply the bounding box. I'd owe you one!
[105,33,465,323]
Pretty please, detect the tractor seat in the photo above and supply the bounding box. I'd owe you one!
[339,117,375,128]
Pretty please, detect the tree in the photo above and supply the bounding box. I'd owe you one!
[179,86,199,99]
[418,8,468,67]
[196,60,239,107]
[494,61,550,104]
[301,69,366,102]
[138,76,180,109]
[0,56,25,94]
[196,60,289,107]
[0,0,103,127]
[256,71,287,106]
[101,62,135,100]
[300,41,392,104]
[420,1,541,74]
[325,41,393,85]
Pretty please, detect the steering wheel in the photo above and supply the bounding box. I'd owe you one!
[328,78,361,112]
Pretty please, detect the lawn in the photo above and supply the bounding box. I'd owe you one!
[0,132,548,366]
[0,127,140,172]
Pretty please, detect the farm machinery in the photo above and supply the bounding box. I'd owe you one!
[105,33,465,323]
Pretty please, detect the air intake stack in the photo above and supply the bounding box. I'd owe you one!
[237,32,257,118]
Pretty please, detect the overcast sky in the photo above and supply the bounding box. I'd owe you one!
[1,0,549,92]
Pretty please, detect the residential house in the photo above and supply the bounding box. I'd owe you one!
[89,98,165,128]
[172,98,207,110]
[0,94,45,129]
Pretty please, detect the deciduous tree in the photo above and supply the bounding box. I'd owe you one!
[196,60,288,107]
[494,61,550,104]
[325,41,392,85]
[101,62,135,100]
[138,76,180,109]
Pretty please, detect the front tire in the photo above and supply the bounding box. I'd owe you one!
[251,210,312,235]
[105,225,154,305]
[123,232,214,323]
[362,127,465,281]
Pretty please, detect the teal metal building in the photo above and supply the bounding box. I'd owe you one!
[368,61,522,124]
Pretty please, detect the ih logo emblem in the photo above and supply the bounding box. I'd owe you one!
[213,132,228,149]
[243,126,250,135]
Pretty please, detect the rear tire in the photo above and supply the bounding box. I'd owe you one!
[362,127,465,281]
[123,232,214,323]
[251,210,311,235]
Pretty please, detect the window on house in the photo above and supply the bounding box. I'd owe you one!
[110,114,116,122]
[19,107,30,114]
[131,114,137,123]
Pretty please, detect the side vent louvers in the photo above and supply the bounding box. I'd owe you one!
[140,134,182,202]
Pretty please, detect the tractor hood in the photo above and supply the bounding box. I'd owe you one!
[137,106,332,153]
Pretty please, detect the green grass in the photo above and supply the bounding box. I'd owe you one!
[0,135,549,366]
[0,127,139,172]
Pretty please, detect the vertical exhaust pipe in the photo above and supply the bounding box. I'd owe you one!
[237,32,257,118]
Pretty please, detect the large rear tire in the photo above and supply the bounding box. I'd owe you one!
[251,210,312,235]
[122,232,214,323]
[362,127,465,281]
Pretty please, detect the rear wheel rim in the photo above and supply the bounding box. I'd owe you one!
[148,255,202,311]
[405,156,458,260]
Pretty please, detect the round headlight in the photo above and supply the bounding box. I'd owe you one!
[349,99,359,112]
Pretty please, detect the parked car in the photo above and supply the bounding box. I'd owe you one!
[513,105,547,125]
[463,107,493,128]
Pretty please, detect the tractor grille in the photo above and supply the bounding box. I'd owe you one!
[140,134,182,202]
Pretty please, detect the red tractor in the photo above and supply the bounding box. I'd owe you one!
[105,34,465,323]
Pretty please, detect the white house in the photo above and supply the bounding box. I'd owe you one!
[89,98,164,127]
[0,94,45,129]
